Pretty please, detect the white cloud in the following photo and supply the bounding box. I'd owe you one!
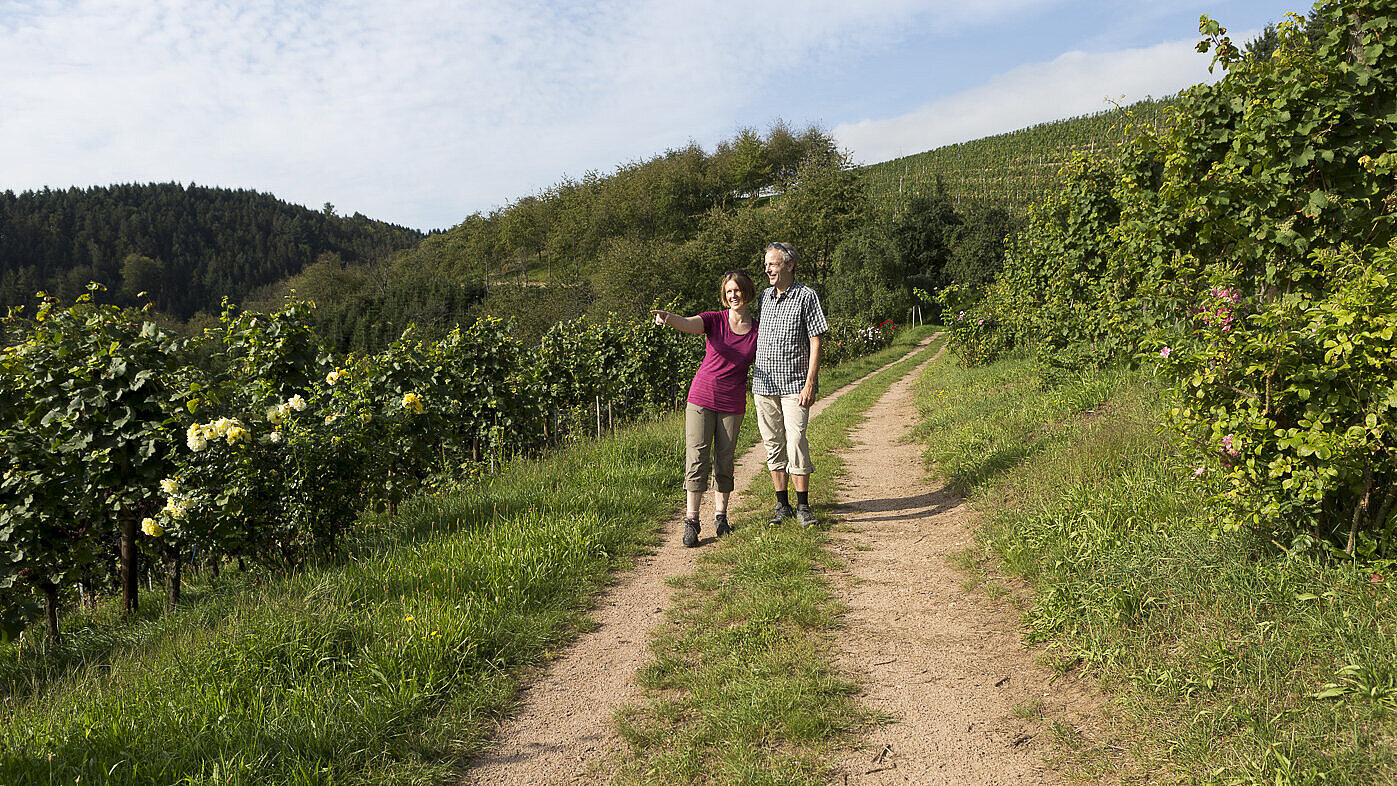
[0,0,1125,229]
[833,37,1221,166]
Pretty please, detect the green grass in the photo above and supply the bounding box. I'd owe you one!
[0,422,687,785]
[912,352,1397,785]
[0,327,936,786]
[612,331,945,784]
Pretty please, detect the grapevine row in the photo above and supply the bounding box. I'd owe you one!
[0,289,897,641]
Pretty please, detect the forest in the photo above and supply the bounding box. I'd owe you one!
[0,183,424,321]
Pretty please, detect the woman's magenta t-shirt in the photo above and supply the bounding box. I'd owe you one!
[687,311,758,414]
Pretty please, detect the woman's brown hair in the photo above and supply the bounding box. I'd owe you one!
[719,270,755,308]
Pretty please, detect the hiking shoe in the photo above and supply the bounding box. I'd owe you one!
[682,517,700,547]
[714,512,732,538]
[796,504,819,528]
[769,503,795,526]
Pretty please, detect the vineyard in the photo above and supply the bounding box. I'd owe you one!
[860,96,1178,216]
[0,289,896,645]
[946,4,1397,557]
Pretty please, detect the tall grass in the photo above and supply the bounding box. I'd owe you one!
[0,424,682,785]
[913,353,1397,785]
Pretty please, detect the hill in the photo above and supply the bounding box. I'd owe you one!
[860,96,1178,216]
[0,183,424,320]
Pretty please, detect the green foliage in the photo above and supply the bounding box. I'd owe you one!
[782,147,870,278]
[0,287,190,638]
[0,288,707,637]
[1159,244,1397,553]
[945,200,1015,289]
[825,230,912,324]
[820,316,899,368]
[890,180,961,284]
[949,1,1397,555]
[0,183,422,320]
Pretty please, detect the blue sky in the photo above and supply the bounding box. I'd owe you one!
[0,0,1300,231]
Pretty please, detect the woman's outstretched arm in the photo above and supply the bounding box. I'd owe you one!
[650,309,704,335]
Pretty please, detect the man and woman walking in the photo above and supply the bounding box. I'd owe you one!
[651,241,828,546]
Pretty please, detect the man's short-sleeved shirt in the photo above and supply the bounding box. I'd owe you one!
[753,280,828,396]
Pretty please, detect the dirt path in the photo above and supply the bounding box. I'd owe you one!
[459,342,936,786]
[826,350,1112,785]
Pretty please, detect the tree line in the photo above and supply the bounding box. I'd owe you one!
[1,126,1023,356]
[0,183,423,321]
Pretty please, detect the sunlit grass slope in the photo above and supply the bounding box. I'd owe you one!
[913,354,1397,785]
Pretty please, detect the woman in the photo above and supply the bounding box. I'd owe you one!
[651,270,757,547]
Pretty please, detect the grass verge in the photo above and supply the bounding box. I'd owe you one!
[611,332,945,784]
[0,420,686,785]
[912,352,1397,785]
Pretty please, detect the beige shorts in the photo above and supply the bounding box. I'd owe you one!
[685,404,744,492]
[754,393,813,475]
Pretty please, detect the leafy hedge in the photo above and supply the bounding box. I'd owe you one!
[0,292,699,641]
[949,0,1397,556]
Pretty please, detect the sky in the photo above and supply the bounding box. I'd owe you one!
[1,0,1302,232]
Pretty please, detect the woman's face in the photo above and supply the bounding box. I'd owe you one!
[723,280,747,309]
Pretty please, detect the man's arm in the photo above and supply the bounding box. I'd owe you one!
[800,333,822,408]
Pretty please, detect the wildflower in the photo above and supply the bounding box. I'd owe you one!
[1222,434,1240,457]
[288,394,307,412]
[163,499,191,520]
[141,518,164,537]
[404,615,415,622]
[402,392,425,414]
[1194,466,1205,476]
[977,319,984,325]
[268,430,282,444]
[1160,346,1172,358]
[326,369,344,386]
[160,478,179,495]
[1373,574,1384,584]
[267,405,286,424]
[225,425,250,444]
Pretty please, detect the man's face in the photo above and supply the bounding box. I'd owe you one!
[763,249,791,284]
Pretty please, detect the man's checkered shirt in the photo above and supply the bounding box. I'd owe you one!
[753,281,829,396]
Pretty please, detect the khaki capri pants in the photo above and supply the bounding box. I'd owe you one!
[685,404,744,492]
[754,393,813,475]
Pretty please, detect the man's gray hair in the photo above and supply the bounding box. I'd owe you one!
[765,242,798,266]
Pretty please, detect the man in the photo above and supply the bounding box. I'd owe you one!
[752,241,828,527]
